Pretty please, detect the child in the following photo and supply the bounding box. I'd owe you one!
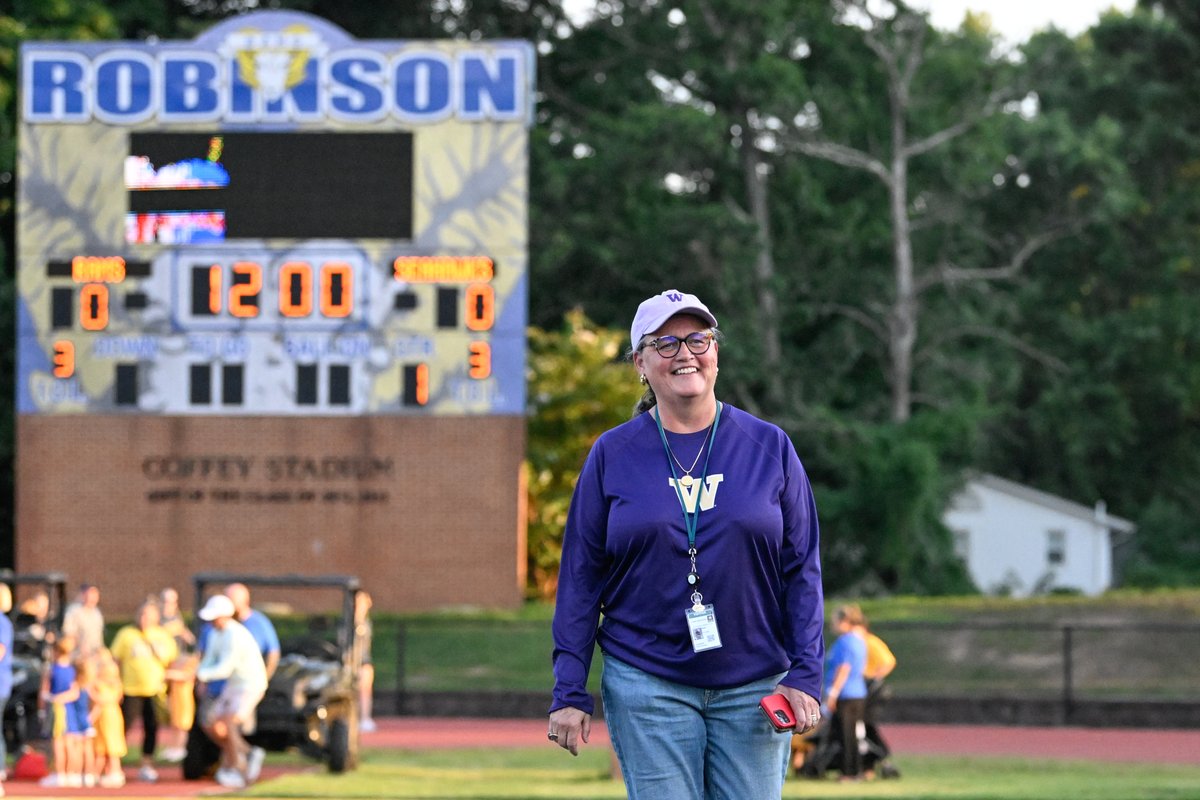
[90,649,128,788]
[73,655,97,787]
[39,635,84,787]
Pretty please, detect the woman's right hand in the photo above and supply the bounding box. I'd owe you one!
[547,706,591,756]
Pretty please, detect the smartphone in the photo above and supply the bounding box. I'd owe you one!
[759,693,796,732]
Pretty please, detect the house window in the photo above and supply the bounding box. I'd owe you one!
[952,529,970,561]
[1046,529,1066,566]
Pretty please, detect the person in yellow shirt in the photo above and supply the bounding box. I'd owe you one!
[863,626,896,687]
[89,649,128,788]
[109,599,178,783]
[857,615,895,720]
[156,587,197,763]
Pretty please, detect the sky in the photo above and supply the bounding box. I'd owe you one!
[561,1,1139,45]
[912,0,1136,43]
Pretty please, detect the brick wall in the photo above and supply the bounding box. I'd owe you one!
[16,414,526,616]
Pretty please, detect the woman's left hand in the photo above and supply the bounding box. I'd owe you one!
[547,706,591,756]
[774,684,822,733]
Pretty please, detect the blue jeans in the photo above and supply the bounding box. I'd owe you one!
[601,655,790,800]
[0,689,9,768]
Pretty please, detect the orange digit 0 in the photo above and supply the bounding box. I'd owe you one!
[464,284,494,331]
[279,261,313,318]
[79,284,109,331]
[320,262,353,318]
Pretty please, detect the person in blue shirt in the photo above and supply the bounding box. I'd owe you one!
[548,290,825,800]
[0,584,14,782]
[223,584,281,681]
[823,603,870,782]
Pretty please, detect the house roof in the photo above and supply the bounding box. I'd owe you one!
[963,473,1136,534]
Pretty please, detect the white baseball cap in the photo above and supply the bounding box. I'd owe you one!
[197,593,236,621]
[630,290,718,349]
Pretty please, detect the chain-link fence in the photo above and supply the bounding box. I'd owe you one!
[365,617,1200,723]
[876,621,1200,702]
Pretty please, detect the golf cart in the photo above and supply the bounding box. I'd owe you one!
[0,570,69,754]
[183,572,363,778]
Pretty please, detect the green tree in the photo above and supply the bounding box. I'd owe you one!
[814,416,975,594]
[1122,496,1200,587]
[9,0,1196,592]
[525,310,641,596]
[530,0,1052,592]
[981,5,1200,585]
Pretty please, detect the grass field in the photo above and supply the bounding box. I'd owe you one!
[238,746,1200,799]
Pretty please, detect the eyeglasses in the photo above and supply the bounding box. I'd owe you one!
[642,331,715,358]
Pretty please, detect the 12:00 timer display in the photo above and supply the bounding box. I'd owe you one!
[37,252,516,415]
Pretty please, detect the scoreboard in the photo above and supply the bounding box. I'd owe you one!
[18,27,530,415]
[16,11,534,612]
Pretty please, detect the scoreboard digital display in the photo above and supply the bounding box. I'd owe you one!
[18,13,531,417]
[126,132,414,241]
[15,10,534,614]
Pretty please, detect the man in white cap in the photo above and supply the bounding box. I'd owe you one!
[194,594,269,789]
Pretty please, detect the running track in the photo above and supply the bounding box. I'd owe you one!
[372,717,1200,765]
[1,718,1195,796]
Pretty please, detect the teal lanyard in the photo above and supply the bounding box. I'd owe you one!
[655,401,722,551]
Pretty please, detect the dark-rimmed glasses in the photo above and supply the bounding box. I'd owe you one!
[641,331,715,358]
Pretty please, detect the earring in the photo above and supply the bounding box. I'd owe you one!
[639,374,647,385]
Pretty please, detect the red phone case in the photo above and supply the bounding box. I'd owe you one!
[759,693,797,732]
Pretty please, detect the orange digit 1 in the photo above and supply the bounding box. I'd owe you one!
[279,261,313,318]
[79,284,109,331]
[53,340,75,378]
[230,262,262,318]
[416,363,429,405]
[320,261,353,318]
[464,284,495,331]
[402,363,430,406]
[208,265,222,315]
[468,341,491,379]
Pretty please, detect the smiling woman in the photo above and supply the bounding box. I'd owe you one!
[547,289,826,800]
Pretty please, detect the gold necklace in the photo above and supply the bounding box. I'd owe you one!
[664,423,712,487]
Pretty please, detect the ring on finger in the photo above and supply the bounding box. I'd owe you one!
[547,732,559,741]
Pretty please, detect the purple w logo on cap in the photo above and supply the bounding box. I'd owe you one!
[631,289,718,347]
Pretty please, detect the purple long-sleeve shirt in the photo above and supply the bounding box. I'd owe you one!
[550,404,825,715]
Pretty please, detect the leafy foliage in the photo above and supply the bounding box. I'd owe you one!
[524,310,641,597]
[4,1,1200,590]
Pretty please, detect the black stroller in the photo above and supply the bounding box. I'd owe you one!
[793,682,900,780]
[793,716,899,779]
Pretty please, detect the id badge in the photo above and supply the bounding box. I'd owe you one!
[686,604,723,653]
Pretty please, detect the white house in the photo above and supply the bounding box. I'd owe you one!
[943,474,1136,597]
